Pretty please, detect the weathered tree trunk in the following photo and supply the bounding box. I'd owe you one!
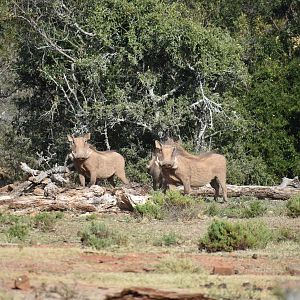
[193,184,300,200]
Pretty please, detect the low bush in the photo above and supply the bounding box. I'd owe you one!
[135,190,203,221]
[156,257,201,273]
[33,212,63,232]
[286,195,300,218]
[79,221,127,249]
[274,227,300,243]
[6,223,30,242]
[153,232,180,246]
[198,220,273,252]
[241,200,267,218]
[203,199,267,219]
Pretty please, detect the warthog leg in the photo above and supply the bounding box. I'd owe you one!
[79,174,86,187]
[108,175,116,187]
[211,176,227,202]
[210,178,220,201]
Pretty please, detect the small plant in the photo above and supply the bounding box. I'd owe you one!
[242,200,267,218]
[286,195,300,218]
[135,201,163,219]
[79,221,127,249]
[85,214,97,221]
[204,203,220,216]
[275,227,300,243]
[198,220,273,252]
[153,232,180,246]
[156,257,201,273]
[6,223,30,242]
[33,212,63,232]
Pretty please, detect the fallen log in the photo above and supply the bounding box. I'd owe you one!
[193,184,300,200]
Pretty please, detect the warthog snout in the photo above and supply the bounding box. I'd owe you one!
[159,161,174,169]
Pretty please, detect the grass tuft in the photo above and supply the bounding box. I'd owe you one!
[286,195,300,218]
[156,256,202,273]
[79,221,127,249]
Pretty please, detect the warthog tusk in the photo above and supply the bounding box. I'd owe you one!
[172,157,178,169]
[87,149,92,157]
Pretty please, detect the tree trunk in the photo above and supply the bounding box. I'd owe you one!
[193,184,300,200]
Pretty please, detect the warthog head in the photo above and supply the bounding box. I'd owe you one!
[155,140,178,169]
[67,133,92,160]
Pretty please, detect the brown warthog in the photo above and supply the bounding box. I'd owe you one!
[155,140,227,201]
[67,133,129,187]
[147,153,163,190]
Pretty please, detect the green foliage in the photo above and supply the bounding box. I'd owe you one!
[153,232,180,246]
[156,257,201,273]
[135,190,203,220]
[85,214,97,221]
[198,220,273,252]
[33,212,63,232]
[79,221,127,249]
[242,200,267,218]
[274,227,300,244]
[6,223,30,242]
[204,199,267,219]
[204,203,220,217]
[0,0,298,185]
[286,195,300,218]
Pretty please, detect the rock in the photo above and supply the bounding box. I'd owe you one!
[212,264,236,275]
[0,184,14,193]
[115,189,149,211]
[44,182,59,199]
[14,275,30,290]
[252,253,258,259]
[90,185,106,196]
[287,264,300,276]
[33,187,44,196]
[99,193,117,206]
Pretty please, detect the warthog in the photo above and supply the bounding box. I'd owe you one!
[67,133,129,187]
[155,140,227,201]
[147,153,163,190]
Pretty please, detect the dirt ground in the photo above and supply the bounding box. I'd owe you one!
[0,192,299,300]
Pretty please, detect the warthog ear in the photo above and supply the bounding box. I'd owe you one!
[155,140,162,150]
[83,132,91,141]
[67,135,74,142]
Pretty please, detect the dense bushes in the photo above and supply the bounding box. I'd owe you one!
[198,220,273,252]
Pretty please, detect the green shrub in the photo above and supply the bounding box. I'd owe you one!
[203,199,267,219]
[286,195,300,218]
[79,222,127,249]
[153,232,180,246]
[198,220,273,252]
[135,201,163,219]
[33,212,63,232]
[204,203,220,216]
[6,223,30,242]
[156,257,201,273]
[275,227,300,243]
[242,200,267,218]
[135,190,203,220]
[85,214,97,221]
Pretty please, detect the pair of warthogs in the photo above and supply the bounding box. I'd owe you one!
[67,134,228,202]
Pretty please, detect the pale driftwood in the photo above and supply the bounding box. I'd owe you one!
[192,184,300,200]
[12,181,34,197]
[20,162,39,176]
[278,176,300,188]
